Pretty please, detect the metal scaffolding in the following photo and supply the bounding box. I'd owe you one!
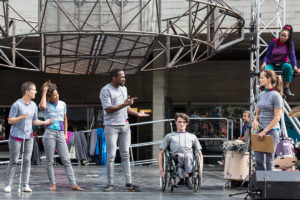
[0,0,244,75]
[249,0,300,140]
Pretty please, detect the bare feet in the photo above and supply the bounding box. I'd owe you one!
[50,184,56,191]
[72,184,84,191]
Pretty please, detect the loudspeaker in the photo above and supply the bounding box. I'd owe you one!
[249,171,300,199]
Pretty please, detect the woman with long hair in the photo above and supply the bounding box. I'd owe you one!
[39,81,83,191]
[253,70,283,171]
[260,24,300,96]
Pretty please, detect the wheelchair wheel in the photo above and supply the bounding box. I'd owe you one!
[193,158,202,193]
[161,154,169,191]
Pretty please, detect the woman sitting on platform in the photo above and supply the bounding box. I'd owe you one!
[260,24,300,96]
[39,81,84,191]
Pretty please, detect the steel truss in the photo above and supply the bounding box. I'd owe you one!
[0,0,244,75]
[249,0,300,145]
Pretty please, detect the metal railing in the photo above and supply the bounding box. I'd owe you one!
[0,117,233,166]
[127,117,232,165]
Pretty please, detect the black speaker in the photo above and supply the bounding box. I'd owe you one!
[249,171,300,199]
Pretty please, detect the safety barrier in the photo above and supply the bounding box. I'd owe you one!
[0,117,233,166]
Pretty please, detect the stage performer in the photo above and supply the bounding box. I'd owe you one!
[260,24,300,96]
[253,70,283,171]
[100,69,149,192]
[238,111,250,142]
[39,80,84,191]
[158,113,203,190]
[4,82,52,193]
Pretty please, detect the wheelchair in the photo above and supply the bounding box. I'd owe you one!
[160,148,202,192]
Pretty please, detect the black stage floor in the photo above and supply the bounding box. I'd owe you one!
[0,165,246,200]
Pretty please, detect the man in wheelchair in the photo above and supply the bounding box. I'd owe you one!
[158,113,203,191]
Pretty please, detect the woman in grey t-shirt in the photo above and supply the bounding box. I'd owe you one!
[40,81,83,191]
[253,70,283,171]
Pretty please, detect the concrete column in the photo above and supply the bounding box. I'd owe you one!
[152,70,166,158]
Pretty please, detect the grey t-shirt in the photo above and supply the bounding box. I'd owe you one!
[160,132,202,153]
[100,83,128,125]
[257,90,283,129]
[9,99,38,139]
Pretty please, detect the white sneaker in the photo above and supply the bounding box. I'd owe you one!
[4,185,11,193]
[22,185,32,192]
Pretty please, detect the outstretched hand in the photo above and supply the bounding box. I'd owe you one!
[294,67,300,74]
[138,111,150,117]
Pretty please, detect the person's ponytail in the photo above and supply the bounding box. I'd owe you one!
[274,75,283,96]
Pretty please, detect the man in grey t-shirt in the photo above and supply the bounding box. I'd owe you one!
[4,82,52,193]
[100,69,149,192]
[158,113,203,190]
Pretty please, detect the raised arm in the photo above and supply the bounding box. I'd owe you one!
[39,86,48,110]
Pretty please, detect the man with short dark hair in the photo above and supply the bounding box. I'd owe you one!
[238,111,250,142]
[100,69,149,192]
[4,81,52,193]
[158,113,203,190]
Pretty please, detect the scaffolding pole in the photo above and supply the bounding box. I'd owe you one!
[249,0,299,139]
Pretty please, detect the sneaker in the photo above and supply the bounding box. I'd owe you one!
[177,178,185,185]
[4,185,11,193]
[22,185,32,192]
[185,177,193,190]
[284,87,293,96]
[125,183,141,192]
[103,185,114,192]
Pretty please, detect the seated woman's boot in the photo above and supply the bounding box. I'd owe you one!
[284,87,293,96]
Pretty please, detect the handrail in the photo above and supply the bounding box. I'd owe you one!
[0,117,233,166]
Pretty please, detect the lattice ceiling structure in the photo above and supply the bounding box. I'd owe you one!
[0,0,244,75]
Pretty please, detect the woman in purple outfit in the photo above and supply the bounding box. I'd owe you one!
[260,25,300,96]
